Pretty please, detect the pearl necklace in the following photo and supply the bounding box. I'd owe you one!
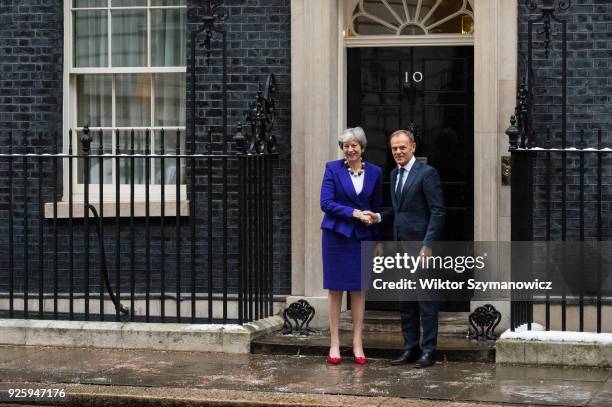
[344,158,364,177]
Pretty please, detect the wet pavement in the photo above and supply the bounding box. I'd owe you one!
[253,330,496,362]
[0,345,609,406]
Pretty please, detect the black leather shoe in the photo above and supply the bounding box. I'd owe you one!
[414,352,436,368]
[390,347,422,365]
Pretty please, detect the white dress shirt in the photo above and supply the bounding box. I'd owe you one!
[350,170,365,195]
[395,155,416,192]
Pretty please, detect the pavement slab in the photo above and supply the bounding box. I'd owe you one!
[456,380,605,406]
[0,345,609,406]
[0,346,45,365]
[0,382,505,406]
[0,347,146,384]
[587,379,612,407]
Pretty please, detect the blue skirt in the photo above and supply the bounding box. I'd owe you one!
[322,229,366,291]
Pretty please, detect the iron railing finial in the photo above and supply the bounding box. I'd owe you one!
[81,125,92,155]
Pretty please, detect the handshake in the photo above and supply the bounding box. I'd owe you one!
[352,209,379,225]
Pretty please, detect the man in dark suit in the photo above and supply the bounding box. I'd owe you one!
[364,129,445,368]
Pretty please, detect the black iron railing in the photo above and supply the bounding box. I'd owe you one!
[508,129,610,333]
[0,122,277,324]
[0,0,278,325]
[507,0,610,333]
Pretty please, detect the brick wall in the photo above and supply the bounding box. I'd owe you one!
[517,1,612,241]
[0,0,65,296]
[187,0,292,295]
[0,0,292,315]
[0,0,62,132]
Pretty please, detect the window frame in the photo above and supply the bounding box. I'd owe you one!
[343,0,475,47]
[62,0,188,203]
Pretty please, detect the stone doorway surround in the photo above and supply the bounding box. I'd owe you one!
[289,0,516,328]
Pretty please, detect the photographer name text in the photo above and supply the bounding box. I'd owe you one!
[372,278,553,292]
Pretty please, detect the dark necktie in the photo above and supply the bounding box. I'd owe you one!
[395,167,406,202]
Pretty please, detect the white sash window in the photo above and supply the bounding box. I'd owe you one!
[63,0,187,203]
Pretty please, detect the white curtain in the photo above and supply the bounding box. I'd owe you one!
[112,9,147,67]
[116,73,150,185]
[74,0,108,7]
[154,130,185,184]
[74,10,108,67]
[155,73,186,127]
[77,75,112,127]
[112,0,147,6]
[116,74,151,127]
[151,8,186,67]
[119,130,148,184]
[77,130,113,184]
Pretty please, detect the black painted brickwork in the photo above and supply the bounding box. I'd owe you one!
[517,1,612,241]
[0,0,62,131]
[0,0,66,295]
[0,0,292,305]
[187,0,291,295]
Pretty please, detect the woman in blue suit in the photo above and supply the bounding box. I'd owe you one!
[320,127,383,365]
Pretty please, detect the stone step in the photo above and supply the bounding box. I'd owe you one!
[251,330,495,363]
[339,311,471,336]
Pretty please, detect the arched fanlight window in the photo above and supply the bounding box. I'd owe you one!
[348,0,474,36]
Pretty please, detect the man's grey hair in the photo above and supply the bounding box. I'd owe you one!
[390,129,415,143]
[338,127,367,149]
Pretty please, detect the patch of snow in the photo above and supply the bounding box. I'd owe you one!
[368,388,388,395]
[87,377,111,383]
[513,322,546,332]
[500,328,612,344]
[186,324,237,331]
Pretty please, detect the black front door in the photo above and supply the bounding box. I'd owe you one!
[347,46,474,311]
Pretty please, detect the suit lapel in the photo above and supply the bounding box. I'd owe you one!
[337,163,359,203]
[359,162,375,200]
[390,167,398,209]
[398,159,421,208]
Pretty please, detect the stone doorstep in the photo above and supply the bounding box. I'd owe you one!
[267,310,495,362]
[0,316,284,354]
[496,338,612,368]
[340,311,472,336]
[251,331,496,363]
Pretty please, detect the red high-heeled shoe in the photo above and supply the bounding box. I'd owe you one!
[353,352,367,365]
[326,353,342,364]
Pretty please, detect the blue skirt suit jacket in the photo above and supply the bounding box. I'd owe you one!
[320,159,383,291]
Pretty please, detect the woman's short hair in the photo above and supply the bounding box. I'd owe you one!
[338,127,367,149]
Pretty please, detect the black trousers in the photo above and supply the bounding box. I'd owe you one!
[399,300,439,354]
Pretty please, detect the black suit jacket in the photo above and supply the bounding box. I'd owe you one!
[381,159,446,244]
